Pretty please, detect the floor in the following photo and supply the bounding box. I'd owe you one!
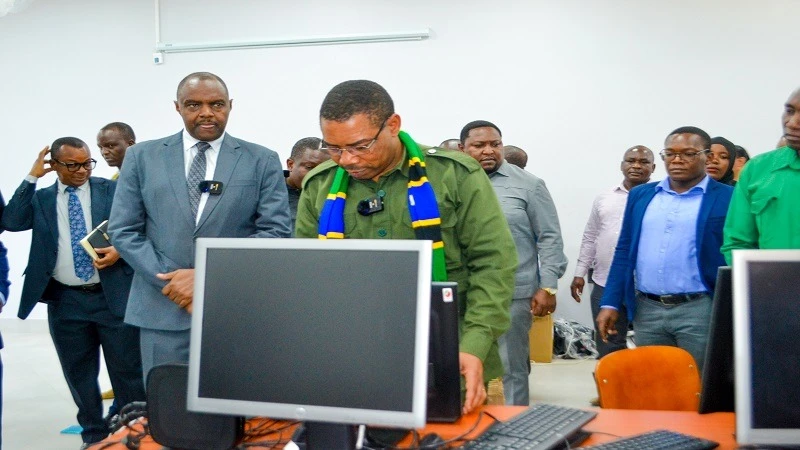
[0,319,600,450]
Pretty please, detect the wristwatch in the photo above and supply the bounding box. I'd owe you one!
[543,287,557,296]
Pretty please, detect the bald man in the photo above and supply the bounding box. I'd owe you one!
[503,146,528,169]
[571,145,656,357]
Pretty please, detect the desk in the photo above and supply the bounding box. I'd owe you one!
[98,406,736,449]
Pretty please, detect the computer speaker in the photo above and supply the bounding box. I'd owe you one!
[146,363,244,450]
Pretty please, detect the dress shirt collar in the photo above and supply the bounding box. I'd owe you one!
[181,129,226,153]
[56,179,89,195]
[655,174,710,195]
[613,183,629,194]
[770,146,800,171]
[491,160,512,178]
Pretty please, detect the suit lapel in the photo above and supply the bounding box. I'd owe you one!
[632,186,659,258]
[196,134,241,231]
[164,133,196,227]
[41,183,59,244]
[695,181,718,250]
[88,177,107,228]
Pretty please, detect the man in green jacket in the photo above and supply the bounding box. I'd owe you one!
[722,87,800,262]
[296,80,517,415]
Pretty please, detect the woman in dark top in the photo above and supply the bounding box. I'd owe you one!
[706,136,736,185]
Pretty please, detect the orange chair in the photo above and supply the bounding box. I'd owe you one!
[594,346,701,411]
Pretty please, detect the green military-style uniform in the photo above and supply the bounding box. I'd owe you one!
[296,146,517,382]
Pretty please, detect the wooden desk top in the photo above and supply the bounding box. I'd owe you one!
[98,406,737,449]
[409,406,736,448]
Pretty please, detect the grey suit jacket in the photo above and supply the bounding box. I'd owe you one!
[489,161,567,299]
[1,177,133,319]
[108,132,291,331]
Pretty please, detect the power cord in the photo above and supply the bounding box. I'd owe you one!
[111,402,148,433]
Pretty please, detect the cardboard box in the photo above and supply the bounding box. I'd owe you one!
[529,314,554,363]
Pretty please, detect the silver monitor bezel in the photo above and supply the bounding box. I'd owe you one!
[733,249,800,445]
[187,238,432,429]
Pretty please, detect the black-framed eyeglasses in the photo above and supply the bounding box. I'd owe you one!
[659,150,709,161]
[319,120,387,157]
[52,158,97,172]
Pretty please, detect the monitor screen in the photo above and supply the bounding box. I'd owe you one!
[699,266,734,413]
[187,238,432,431]
[733,250,800,445]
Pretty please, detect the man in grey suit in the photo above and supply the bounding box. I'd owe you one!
[2,139,145,448]
[109,72,291,378]
[461,121,567,406]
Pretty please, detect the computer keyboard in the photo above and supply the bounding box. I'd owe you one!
[583,429,719,450]
[458,403,597,450]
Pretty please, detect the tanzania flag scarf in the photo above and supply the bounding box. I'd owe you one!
[317,130,447,282]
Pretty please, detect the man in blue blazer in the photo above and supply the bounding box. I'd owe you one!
[596,127,733,371]
[108,72,291,379]
[1,139,145,448]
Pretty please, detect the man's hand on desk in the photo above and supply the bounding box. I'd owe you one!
[459,352,487,415]
[157,269,194,312]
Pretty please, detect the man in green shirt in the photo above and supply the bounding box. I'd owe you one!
[722,88,800,263]
[296,80,517,415]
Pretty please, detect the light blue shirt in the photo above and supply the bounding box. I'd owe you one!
[635,176,710,294]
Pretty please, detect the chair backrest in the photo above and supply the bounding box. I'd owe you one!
[594,346,701,411]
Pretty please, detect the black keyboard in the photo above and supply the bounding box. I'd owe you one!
[458,403,597,450]
[583,429,719,450]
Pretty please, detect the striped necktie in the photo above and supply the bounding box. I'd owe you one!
[188,141,210,219]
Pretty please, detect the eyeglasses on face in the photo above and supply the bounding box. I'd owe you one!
[659,150,709,161]
[52,158,97,172]
[319,120,387,157]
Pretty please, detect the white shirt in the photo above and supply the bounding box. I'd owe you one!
[574,183,629,287]
[182,130,225,225]
[51,179,101,285]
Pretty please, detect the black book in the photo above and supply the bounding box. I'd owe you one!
[79,220,111,261]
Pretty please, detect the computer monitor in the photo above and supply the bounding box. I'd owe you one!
[187,238,432,449]
[699,266,734,414]
[733,250,800,445]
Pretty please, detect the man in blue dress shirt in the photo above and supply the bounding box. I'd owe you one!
[596,126,733,371]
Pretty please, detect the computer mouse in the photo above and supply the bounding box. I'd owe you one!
[418,432,446,449]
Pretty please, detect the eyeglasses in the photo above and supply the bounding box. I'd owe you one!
[659,150,709,161]
[319,120,387,157]
[52,158,97,172]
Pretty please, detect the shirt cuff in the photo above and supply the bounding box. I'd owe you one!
[0,292,6,306]
[574,266,588,278]
[24,174,38,184]
[600,305,617,311]
[539,274,560,290]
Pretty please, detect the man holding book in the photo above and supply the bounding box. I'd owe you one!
[1,138,145,448]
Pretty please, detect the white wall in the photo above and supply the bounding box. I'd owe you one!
[1,0,797,322]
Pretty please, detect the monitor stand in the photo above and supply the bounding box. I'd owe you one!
[305,422,358,449]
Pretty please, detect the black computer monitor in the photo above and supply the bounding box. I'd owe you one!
[733,250,800,445]
[187,238,435,449]
[699,266,734,414]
